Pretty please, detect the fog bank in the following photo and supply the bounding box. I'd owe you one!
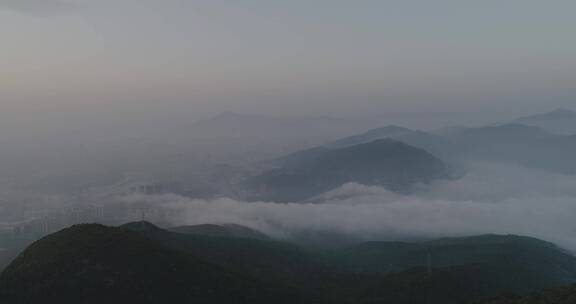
[121,163,576,250]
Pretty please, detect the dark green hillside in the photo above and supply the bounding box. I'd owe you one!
[481,284,576,304]
[2,223,576,304]
[333,235,576,294]
[0,224,319,304]
[320,265,534,304]
[122,221,327,286]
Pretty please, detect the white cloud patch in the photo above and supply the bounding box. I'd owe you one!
[120,162,576,251]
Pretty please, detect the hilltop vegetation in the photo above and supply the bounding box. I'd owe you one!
[2,223,576,304]
[0,224,319,304]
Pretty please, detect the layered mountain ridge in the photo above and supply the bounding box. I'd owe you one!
[2,223,576,304]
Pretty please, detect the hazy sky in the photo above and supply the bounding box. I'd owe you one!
[1,0,575,118]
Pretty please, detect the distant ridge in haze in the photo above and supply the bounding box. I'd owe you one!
[327,125,414,148]
[519,108,576,122]
[449,123,555,144]
[516,108,576,135]
[445,122,576,174]
[244,139,450,202]
[325,125,458,159]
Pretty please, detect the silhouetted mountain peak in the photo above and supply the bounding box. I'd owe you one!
[244,139,449,202]
[324,125,457,160]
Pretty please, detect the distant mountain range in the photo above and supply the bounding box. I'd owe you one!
[516,108,576,135]
[238,109,576,202]
[449,123,555,143]
[2,223,576,304]
[243,139,450,202]
[325,125,458,158]
[444,123,576,174]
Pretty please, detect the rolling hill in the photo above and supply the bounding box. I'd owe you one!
[333,235,576,292]
[481,283,576,304]
[326,125,458,159]
[2,223,576,304]
[0,224,319,304]
[516,108,576,135]
[243,139,450,202]
[445,123,576,174]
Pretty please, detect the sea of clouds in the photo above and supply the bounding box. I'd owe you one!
[120,162,576,250]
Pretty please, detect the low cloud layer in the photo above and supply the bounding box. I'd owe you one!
[121,162,576,251]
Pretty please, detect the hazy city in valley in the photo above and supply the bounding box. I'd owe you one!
[1,1,576,303]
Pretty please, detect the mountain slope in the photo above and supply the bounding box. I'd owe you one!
[327,125,415,148]
[326,125,457,158]
[2,223,576,304]
[446,123,576,173]
[244,139,450,202]
[481,284,576,304]
[448,124,554,145]
[0,250,13,272]
[0,224,316,304]
[121,221,327,286]
[122,222,576,299]
[516,108,576,135]
[333,235,576,294]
